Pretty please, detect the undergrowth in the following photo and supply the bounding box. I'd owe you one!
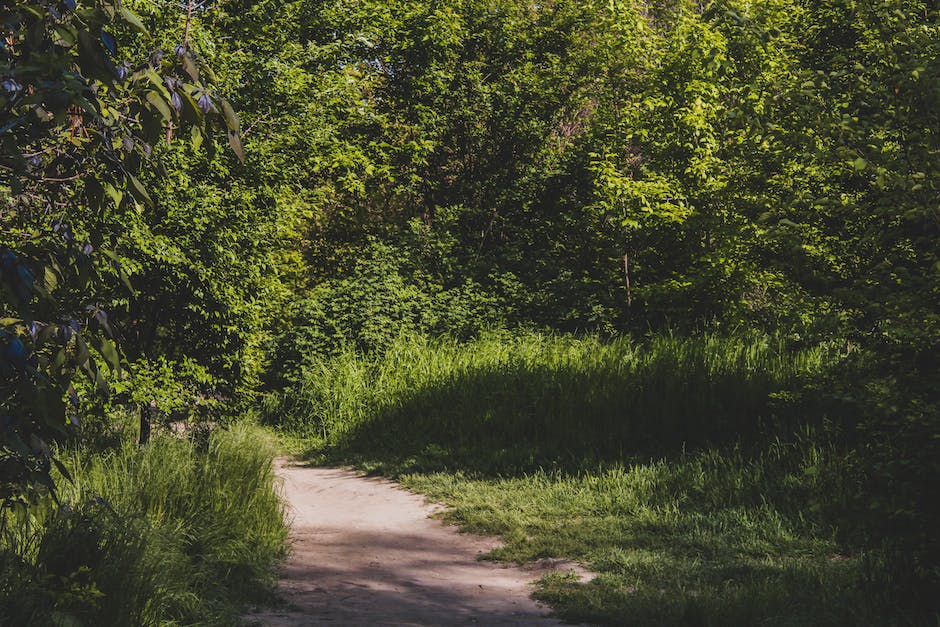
[265,330,836,473]
[0,424,287,626]
[265,331,934,625]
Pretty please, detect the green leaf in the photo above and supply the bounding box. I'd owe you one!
[146,90,172,121]
[191,125,203,151]
[228,129,245,163]
[53,348,68,369]
[118,6,148,34]
[182,53,201,83]
[126,173,153,207]
[100,249,136,294]
[94,336,121,375]
[43,266,58,291]
[74,335,91,367]
[53,25,78,47]
[52,458,73,483]
[219,97,240,133]
[144,70,167,91]
[104,182,124,208]
[95,365,110,395]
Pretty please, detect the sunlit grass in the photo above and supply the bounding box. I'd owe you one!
[400,441,894,625]
[265,330,836,473]
[0,424,287,626]
[266,330,912,624]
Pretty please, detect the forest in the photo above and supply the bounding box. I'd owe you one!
[1,0,938,624]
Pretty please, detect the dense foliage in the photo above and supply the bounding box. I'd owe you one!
[255,0,939,616]
[0,0,246,502]
[2,0,938,622]
[0,2,284,620]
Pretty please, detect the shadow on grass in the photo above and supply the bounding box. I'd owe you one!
[301,358,816,477]
[278,335,929,625]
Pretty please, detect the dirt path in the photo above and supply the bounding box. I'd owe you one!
[246,460,580,626]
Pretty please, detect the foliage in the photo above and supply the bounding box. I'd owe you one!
[109,356,220,424]
[3,0,939,620]
[0,0,239,502]
[0,424,286,625]
[235,0,938,363]
[268,236,514,382]
[254,0,939,608]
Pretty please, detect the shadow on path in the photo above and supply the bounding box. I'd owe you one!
[245,463,585,626]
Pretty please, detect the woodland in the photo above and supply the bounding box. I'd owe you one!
[0,0,938,624]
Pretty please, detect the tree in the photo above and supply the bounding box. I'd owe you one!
[0,0,239,505]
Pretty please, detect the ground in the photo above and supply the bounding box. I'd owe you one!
[245,460,588,626]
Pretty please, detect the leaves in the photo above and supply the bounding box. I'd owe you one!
[146,90,173,121]
[219,98,240,133]
[99,29,117,55]
[126,173,153,207]
[227,129,244,162]
[93,336,121,375]
[0,0,242,504]
[118,6,148,34]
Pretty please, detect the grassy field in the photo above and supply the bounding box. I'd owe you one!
[266,331,918,625]
[0,424,286,626]
[267,330,836,473]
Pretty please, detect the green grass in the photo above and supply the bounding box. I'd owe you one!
[265,330,928,625]
[0,424,287,626]
[398,442,900,626]
[265,330,835,474]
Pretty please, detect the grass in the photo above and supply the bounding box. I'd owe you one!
[0,423,287,626]
[264,330,929,625]
[265,330,836,474]
[398,443,899,626]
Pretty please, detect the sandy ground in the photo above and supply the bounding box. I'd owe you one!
[245,460,584,626]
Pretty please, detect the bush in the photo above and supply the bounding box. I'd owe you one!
[268,239,512,383]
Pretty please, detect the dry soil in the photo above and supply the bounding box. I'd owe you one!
[245,460,584,626]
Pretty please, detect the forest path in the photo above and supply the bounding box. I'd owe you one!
[245,459,580,626]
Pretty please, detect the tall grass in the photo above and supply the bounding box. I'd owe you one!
[264,330,930,623]
[0,424,287,626]
[265,330,836,473]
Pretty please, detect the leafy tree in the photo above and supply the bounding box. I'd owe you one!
[238,0,938,597]
[0,0,238,503]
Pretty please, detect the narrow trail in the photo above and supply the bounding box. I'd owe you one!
[246,460,581,626]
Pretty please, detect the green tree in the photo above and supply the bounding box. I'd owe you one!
[0,0,238,503]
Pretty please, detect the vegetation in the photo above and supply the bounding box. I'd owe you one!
[405,451,889,626]
[266,331,925,624]
[1,0,938,623]
[266,331,835,470]
[0,424,285,625]
[0,0,243,500]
